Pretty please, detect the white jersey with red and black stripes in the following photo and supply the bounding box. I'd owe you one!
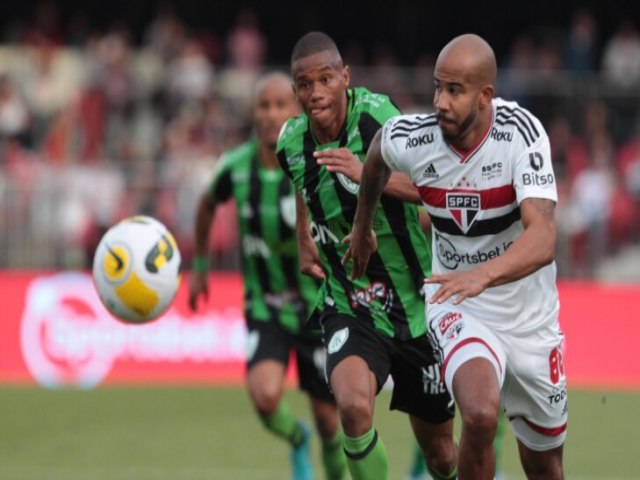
[381,97,559,334]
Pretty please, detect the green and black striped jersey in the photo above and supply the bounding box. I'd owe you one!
[276,87,432,340]
[209,139,318,333]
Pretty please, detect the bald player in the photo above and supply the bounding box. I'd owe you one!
[345,34,567,479]
[190,72,346,480]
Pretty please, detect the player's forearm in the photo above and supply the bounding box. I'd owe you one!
[194,194,216,257]
[477,221,556,287]
[353,145,390,232]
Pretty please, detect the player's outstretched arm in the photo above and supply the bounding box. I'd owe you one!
[314,147,420,203]
[342,129,390,279]
[427,197,556,304]
[189,192,217,311]
[295,191,326,280]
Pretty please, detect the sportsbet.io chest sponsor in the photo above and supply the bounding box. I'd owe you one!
[435,232,513,270]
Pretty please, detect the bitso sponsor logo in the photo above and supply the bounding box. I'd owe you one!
[529,152,544,171]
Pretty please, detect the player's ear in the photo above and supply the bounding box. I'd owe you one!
[480,84,494,108]
[342,65,351,89]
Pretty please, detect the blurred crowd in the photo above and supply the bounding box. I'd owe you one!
[0,3,639,279]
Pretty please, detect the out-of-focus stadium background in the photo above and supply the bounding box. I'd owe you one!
[1,1,639,479]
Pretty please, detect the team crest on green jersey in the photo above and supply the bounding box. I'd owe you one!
[337,173,360,194]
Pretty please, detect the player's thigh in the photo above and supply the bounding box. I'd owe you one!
[388,335,455,425]
[426,304,506,399]
[321,312,392,397]
[502,326,568,452]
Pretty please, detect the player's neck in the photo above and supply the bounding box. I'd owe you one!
[451,109,493,153]
[257,142,279,169]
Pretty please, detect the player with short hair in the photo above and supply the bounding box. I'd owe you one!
[189,72,346,480]
[277,31,457,480]
[345,34,567,479]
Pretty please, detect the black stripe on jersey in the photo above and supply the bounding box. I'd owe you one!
[496,106,540,145]
[494,117,532,147]
[390,114,436,132]
[359,112,384,153]
[278,177,309,321]
[379,197,424,339]
[430,208,522,237]
[497,105,540,138]
[247,157,278,322]
[301,129,349,318]
[390,120,439,140]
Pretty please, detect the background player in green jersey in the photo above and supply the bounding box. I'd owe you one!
[189,72,346,480]
[277,32,457,480]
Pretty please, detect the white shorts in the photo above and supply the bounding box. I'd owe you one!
[426,303,568,451]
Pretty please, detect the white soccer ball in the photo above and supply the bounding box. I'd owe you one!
[92,215,181,324]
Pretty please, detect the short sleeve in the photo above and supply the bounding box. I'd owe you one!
[512,132,558,204]
[380,116,405,173]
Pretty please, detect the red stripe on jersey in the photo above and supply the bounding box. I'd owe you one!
[509,416,568,437]
[418,185,516,209]
[441,337,503,380]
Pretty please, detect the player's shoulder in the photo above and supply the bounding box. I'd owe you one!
[351,86,401,120]
[383,112,439,144]
[493,97,547,148]
[276,114,307,153]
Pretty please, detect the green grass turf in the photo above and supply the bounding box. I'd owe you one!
[0,386,636,479]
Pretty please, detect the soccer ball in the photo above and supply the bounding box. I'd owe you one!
[92,215,181,324]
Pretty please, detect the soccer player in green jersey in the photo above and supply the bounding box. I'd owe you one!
[189,72,347,480]
[277,32,457,480]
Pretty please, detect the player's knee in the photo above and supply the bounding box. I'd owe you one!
[249,383,281,416]
[461,404,499,442]
[336,392,373,435]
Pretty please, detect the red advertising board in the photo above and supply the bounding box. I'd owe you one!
[0,271,638,389]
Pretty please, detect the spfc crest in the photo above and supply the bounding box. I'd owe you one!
[446,192,480,233]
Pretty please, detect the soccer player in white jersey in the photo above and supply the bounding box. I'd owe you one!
[343,34,567,479]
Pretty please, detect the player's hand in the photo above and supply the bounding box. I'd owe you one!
[425,269,491,305]
[342,228,377,280]
[299,237,326,280]
[314,148,363,182]
[188,271,208,311]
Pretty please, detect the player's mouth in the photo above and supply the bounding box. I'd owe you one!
[309,105,329,118]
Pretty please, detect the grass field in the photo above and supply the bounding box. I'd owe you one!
[0,386,636,479]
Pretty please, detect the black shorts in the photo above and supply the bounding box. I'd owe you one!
[321,313,454,424]
[246,317,334,403]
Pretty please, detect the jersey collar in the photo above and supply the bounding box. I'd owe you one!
[447,105,494,163]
